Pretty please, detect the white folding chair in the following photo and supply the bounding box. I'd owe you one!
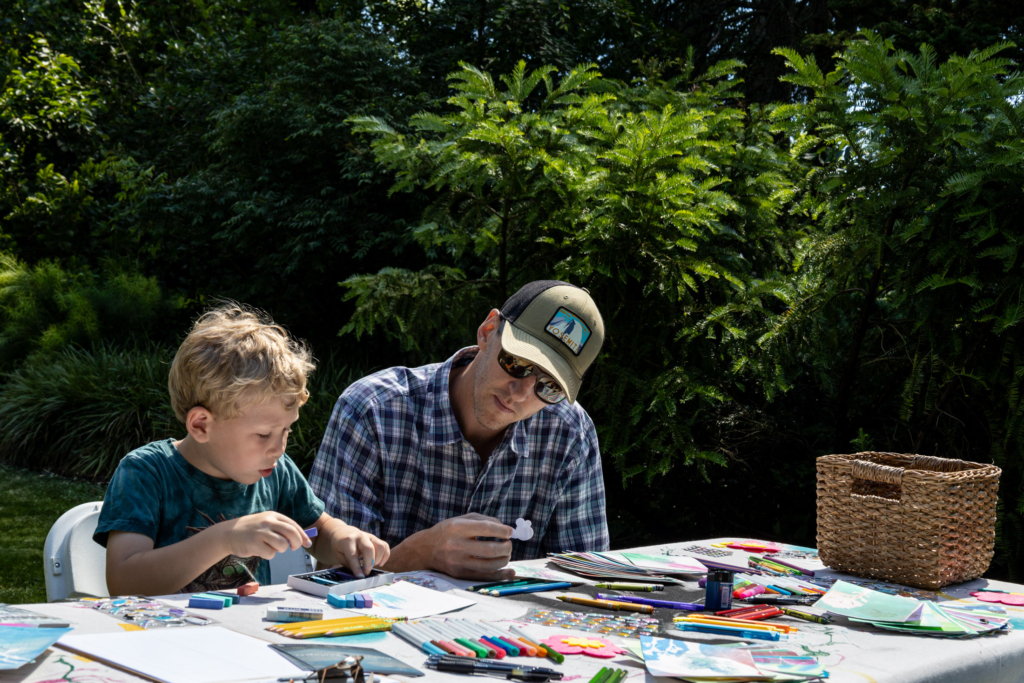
[44,501,313,598]
[43,501,110,601]
[267,546,315,584]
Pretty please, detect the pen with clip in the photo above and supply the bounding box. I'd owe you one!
[425,654,562,681]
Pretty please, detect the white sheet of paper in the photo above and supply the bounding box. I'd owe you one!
[56,627,306,683]
[347,580,475,619]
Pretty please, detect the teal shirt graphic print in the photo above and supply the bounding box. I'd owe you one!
[95,439,324,593]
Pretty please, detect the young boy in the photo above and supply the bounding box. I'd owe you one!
[94,304,389,595]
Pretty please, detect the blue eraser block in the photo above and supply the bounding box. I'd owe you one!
[327,592,358,609]
[188,597,225,610]
[207,590,240,605]
[353,594,365,608]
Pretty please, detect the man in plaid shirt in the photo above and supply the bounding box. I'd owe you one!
[310,281,609,580]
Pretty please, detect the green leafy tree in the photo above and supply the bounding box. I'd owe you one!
[115,18,433,346]
[769,32,1024,575]
[346,59,798,540]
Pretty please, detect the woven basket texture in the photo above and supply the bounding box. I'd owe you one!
[817,452,1000,589]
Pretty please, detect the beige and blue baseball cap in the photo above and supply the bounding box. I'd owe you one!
[499,280,605,404]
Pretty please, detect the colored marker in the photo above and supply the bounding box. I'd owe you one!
[781,607,832,624]
[595,582,664,592]
[489,581,573,596]
[510,624,565,663]
[595,593,704,611]
[393,622,447,656]
[764,556,815,576]
[467,579,536,592]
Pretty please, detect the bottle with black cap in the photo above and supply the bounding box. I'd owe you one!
[705,570,734,611]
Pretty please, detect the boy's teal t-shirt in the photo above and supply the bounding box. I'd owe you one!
[94,438,325,593]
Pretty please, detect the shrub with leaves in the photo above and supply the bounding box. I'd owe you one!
[0,254,181,369]
[0,343,177,477]
[346,59,799,521]
[769,32,1024,575]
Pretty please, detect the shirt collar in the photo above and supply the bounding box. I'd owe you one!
[429,346,528,457]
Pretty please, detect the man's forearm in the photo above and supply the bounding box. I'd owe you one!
[378,529,432,573]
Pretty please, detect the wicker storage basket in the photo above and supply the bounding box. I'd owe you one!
[816,452,1000,590]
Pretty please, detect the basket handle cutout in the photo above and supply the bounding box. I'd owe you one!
[850,459,903,501]
[910,454,965,473]
[852,460,904,485]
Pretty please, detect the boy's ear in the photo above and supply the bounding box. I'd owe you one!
[185,406,214,443]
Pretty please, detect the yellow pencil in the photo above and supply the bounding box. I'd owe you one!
[281,619,390,633]
[293,623,393,639]
[270,616,386,634]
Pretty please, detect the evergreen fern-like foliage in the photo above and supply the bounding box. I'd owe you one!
[771,32,1024,575]
[348,58,799,490]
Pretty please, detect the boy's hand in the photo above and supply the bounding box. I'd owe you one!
[320,518,390,578]
[222,512,310,560]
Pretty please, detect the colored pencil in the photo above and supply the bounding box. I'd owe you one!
[675,615,796,633]
[674,622,782,641]
[557,595,654,613]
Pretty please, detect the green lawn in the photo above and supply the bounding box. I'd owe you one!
[0,464,106,604]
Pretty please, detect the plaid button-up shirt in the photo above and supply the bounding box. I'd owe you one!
[309,347,610,561]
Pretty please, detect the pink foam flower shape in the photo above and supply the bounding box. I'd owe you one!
[539,635,624,659]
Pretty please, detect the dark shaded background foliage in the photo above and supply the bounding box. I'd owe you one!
[2,0,1024,577]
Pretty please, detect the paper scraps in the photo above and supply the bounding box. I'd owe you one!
[511,518,534,541]
[971,591,1024,606]
[539,635,624,659]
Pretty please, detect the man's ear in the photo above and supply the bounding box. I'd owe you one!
[477,309,502,348]
[185,406,214,443]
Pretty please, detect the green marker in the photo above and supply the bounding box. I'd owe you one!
[595,582,664,592]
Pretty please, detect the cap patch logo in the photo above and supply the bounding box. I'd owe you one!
[545,307,591,356]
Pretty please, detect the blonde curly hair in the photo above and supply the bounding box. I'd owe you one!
[168,303,315,422]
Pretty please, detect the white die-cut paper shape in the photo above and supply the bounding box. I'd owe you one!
[511,518,534,541]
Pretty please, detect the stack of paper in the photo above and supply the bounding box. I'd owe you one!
[0,625,72,670]
[547,552,705,582]
[630,637,827,681]
[816,580,1010,637]
[639,637,768,680]
[339,580,476,619]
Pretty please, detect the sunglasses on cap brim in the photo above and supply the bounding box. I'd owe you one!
[497,321,567,404]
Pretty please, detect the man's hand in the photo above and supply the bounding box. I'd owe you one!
[221,512,310,560]
[382,513,516,581]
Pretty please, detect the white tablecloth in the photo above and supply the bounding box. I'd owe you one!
[5,538,1024,683]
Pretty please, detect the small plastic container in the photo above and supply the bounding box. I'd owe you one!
[704,570,734,611]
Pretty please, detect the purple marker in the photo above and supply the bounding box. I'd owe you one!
[764,556,815,576]
[595,593,705,611]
